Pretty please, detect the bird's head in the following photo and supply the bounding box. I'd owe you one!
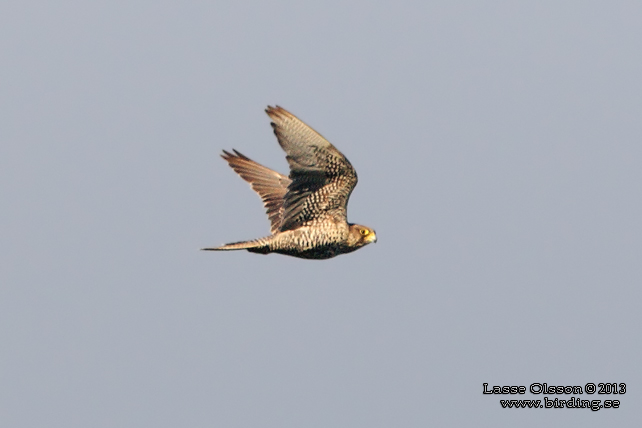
[348,224,377,248]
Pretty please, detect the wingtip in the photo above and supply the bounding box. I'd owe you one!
[232,149,249,159]
[221,149,250,161]
[265,105,289,119]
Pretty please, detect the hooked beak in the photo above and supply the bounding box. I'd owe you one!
[368,231,377,244]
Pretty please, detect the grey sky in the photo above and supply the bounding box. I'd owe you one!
[2,1,640,427]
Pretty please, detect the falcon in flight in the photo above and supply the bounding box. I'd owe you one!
[202,106,377,259]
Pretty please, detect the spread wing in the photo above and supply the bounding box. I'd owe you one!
[266,106,358,232]
[220,150,291,234]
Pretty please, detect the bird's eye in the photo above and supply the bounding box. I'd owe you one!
[360,229,369,236]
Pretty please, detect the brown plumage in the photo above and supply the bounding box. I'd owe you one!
[202,106,377,259]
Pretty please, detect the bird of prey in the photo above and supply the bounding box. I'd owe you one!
[202,106,377,259]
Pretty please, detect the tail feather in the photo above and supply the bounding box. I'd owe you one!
[201,238,270,254]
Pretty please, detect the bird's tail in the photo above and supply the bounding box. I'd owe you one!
[201,237,271,254]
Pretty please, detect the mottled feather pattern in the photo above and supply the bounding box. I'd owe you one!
[266,106,358,232]
[203,106,376,259]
